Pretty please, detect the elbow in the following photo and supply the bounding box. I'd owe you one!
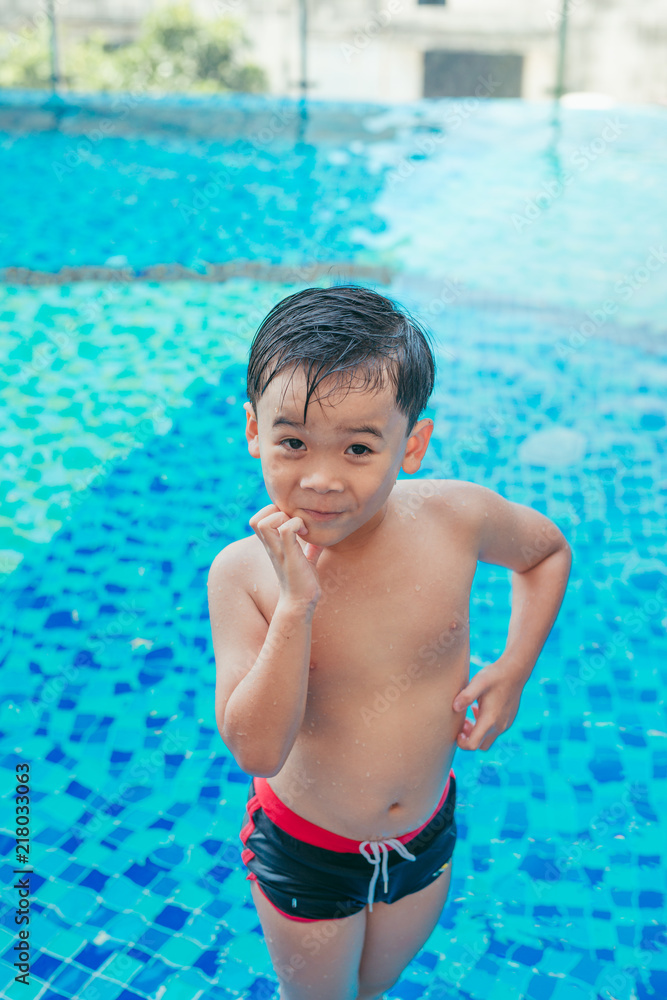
[237,744,285,779]
[217,718,281,778]
[244,761,281,779]
[559,537,573,565]
[235,753,282,779]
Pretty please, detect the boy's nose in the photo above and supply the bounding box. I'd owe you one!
[299,470,345,493]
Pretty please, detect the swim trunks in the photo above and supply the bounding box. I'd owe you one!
[239,769,456,921]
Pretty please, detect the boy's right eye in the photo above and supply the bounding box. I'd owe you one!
[280,438,304,452]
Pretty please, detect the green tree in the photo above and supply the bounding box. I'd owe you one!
[0,22,54,89]
[0,2,267,94]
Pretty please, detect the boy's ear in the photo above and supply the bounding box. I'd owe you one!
[244,402,261,459]
[401,418,434,475]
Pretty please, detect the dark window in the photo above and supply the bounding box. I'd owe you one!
[423,50,523,98]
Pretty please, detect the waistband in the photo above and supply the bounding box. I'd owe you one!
[252,768,455,854]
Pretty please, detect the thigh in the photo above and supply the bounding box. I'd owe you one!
[357,859,453,997]
[250,879,367,1000]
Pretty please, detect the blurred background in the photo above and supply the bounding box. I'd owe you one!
[1,0,667,105]
[1,4,667,1000]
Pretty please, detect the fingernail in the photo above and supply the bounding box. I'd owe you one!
[453,701,462,712]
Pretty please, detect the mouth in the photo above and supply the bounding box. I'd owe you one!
[301,508,344,521]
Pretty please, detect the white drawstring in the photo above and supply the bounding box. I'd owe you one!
[358,839,417,912]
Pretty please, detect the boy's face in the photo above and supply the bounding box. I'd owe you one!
[243,365,434,554]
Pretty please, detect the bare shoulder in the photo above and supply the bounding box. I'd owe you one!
[423,478,570,571]
[430,478,499,511]
[394,477,483,519]
[207,534,258,589]
[416,477,511,514]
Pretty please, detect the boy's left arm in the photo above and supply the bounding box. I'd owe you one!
[450,482,572,752]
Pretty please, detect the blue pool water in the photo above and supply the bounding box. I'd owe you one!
[1,90,666,1000]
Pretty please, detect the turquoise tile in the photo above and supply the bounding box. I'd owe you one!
[1,98,665,1000]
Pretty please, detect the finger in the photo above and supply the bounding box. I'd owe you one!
[456,717,475,751]
[257,511,291,533]
[249,503,278,528]
[304,542,324,564]
[452,683,482,713]
[251,511,288,537]
[277,516,307,534]
[461,718,495,752]
[277,517,312,545]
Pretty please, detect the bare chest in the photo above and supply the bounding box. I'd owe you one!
[244,486,477,837]
[252,495,476,699]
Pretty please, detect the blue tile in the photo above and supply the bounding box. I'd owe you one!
[512,945,544,967]
[525,975,557,1000]
[124,860,166,887]
[128,958,173,994]
[638,891,663,909]
[1,95,666,1000]
[154,905,189,930]
[31,952,62,979]
[51,963,90,993]
[570,956,603,985]
[193,949,219,977]
[74,942,116,971]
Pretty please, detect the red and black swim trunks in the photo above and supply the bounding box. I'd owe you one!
[240,769,457,922]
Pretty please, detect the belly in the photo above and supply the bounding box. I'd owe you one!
[267,671,465,840]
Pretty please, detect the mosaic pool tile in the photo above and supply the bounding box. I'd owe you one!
[2,93,667,999]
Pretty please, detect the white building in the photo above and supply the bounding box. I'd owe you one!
[2,0,667,105]
[223,0,667,105]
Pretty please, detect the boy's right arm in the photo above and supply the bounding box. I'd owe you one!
[207,505,323,777]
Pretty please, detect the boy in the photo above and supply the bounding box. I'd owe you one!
[207,285,571,1000]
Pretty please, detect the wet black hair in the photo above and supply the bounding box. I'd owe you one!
[246,285,437,437]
